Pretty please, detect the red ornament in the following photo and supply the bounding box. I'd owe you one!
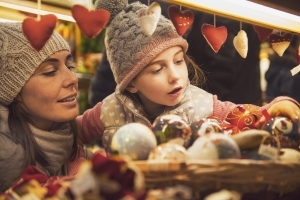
[269,32,293,56]
[168,5,194,36]
[71,4,110,38]
[22,14,57,51]
[225,104,265,132]
[252,25,273,42]
[201,23,227,53]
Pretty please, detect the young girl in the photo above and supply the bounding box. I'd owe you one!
[0,22,89,192]
[78,0,300,153]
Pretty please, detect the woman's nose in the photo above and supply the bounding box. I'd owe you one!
[64,68,78,88]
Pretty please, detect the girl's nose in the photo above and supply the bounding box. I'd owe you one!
[168,65,181,83]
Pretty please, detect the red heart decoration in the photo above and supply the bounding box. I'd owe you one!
[22,14,57,51]
[168,5,194,36]
[71,4,110,39]
[201,23,227,53]
[253,25,273,42]
[269,33,293,56]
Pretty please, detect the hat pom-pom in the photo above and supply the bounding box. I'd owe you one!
[95,0,128,25]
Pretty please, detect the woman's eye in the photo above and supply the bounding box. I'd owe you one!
[67,66,76,72]
[43,70,56,76]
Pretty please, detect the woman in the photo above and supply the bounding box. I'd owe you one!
[0,22,88,192]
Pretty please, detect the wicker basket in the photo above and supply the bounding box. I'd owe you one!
[133,159,300,199]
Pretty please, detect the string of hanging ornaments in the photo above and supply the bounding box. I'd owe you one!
[19,0,300,76]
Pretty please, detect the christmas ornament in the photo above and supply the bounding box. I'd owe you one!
[138,2,161,36]
[225,104,270,132]
[152,114,191,148]
[233,30,248,58]
[252,25,273,42]
[111,123,157,160]
[280,148,300,163]
[189,118,223,146]
[201,23,227,53]
[148,143,187,162]
[22,14,57,51]
[168,5,194,36]
[71,4,110,38]
[269,32,293,57]
[261,116,300,150]
[231,129,270,150]
[187,132,241,160]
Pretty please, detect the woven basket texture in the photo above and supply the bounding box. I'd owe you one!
[134,159,300,199]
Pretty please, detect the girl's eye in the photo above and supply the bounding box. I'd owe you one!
[152,67,162,74]
[43,70,56,76]
[175,59,184,65]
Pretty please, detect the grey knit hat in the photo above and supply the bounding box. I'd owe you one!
[0,22,70,106]
[95,0,188,91]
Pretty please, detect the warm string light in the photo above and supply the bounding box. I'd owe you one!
[0,2,75,22]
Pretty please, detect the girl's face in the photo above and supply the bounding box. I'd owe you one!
[17,50,78,130]
[130,46,188,107]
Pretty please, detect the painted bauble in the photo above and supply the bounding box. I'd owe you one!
[152,114,191,148]
[111,123,157,160]
[148,143,187,162]
[189,118,223,146]
[187,133,241,160]
[226,104,264,132]
[261,117,300,150]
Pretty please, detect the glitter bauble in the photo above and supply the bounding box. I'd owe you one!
[111,123,157,160]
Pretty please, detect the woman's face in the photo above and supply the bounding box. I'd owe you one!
[130,46,188,107]
[17,50,78,130]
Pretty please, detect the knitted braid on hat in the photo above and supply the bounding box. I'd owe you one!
[94,0,188,92]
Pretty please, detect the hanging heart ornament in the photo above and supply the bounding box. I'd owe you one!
[168,5,194,36]
[201,23,228,53]
[71,4,110,38]
[253,25,273,42]
[269,33,293,57]
[138,2,161,36]
[22,14,57,51]
[233,30,248,58]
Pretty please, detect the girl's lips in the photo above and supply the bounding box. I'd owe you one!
[168,87,182,94]
[168,87,182,98]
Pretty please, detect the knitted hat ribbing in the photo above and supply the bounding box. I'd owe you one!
[0,22,70,106]
[95,0,188,91]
